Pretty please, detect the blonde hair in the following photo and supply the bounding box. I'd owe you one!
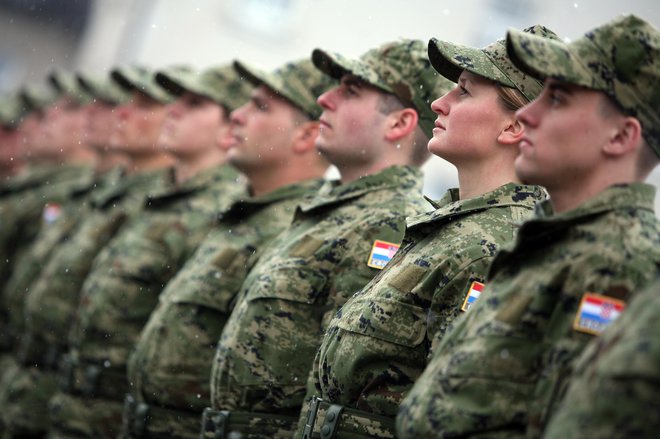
[496,86,529,112]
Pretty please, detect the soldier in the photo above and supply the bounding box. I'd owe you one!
[200,39,452,439]
[397,15,660,438]
[0,68,172,439]
[48,64,250,439]
[121,58,332,439]
[298,25,555,439]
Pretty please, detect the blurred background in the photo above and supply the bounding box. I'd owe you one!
[0,0,657,203]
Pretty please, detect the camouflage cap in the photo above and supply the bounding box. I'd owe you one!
[233,58,333,120]
[0,94,27,129]
[506,15,660,156]
[428,25,560,102]
[77,72,131,105]
[111,65,180,104]
[155,64,251,113]
[48,70,94,105]
[18,84,56,114]
[312,39,453,138]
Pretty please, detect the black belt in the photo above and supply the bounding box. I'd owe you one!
[301,396,395,439]
[200,407,298,439]
[122,394,201,439]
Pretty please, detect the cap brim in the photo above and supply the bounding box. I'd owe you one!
[506,28,596,90]
[428,38,516,88]
[154,72,186,96]
[311,49,351,80]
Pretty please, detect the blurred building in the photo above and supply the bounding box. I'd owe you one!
[0,0,657,200]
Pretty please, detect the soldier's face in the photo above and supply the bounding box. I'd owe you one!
[428,71,511,166]
[0,127,22,170]
[35,97,88,158]
[110,91,168,156]
[158,92,226,157]
[225,85,300,173]
[315,75,387,167]
[86,101,117,150]
[515,79,612,192]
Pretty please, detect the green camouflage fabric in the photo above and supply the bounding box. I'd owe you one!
[312,39,454,137]
[296,184,545,436]
[111,65,180,104]
[77,73,131,105]
[19,84,56,113]
[543,274,660,439]
[209,166,427,436]
[155,64,252,112]
[506,15,660,156]
[125,178,324,439]
[234,58,335,120]
[51,165,245,439]
[0,164,95,350]
[0,167,169,438]
[428,25,560,101]
[397,183,660,438]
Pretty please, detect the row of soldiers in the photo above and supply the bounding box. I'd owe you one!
[0,13,658,439]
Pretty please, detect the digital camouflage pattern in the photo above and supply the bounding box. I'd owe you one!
[428,25,560,101]
[0,167,170,438]
[0,164,95,350]
[311,39,453,137]
[543,274,660,438]
[297,184,545,436]
[111,65,177,104]
[209,166,427,436]
[77,73,131,105]
[50,165,245,439]
[397,183,660,438]
[233,58,334,120]
[155,63,252,112]
[506,15,660,156]
[125,178,324,439]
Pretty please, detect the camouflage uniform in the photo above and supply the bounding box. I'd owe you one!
[397,15,660,438]
[542,274,660,438]
[49,163,245,439]
[121,60,333,439]
[125,178,323,438]
[0,167,169,439]
[297,27,558,439]
[300,185,545,438]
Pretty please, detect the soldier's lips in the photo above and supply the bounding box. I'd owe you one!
[319,119,331,129]
[519,138,533,152]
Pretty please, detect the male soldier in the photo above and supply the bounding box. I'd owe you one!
[542,272,660,438]
[0,68,172,439]
[121,58,332,439]
[397,15,660,438]
[298,26,555,439]
[49,65,250,439]
[201,39,450,439]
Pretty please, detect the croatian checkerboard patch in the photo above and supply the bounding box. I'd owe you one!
[573,292,626,335]
[367,240,400,269]
[42,202,62,224]
[460,281,485,312]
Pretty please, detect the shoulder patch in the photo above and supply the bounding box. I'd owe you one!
[573,292,626,336]
[460,281,485,312]
[42,202,62,224]
[367,240,400,269]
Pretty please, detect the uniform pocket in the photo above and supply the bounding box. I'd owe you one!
[336,297,426,348]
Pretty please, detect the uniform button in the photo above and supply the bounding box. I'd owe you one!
[326,412,336,422]
[321,425,330,435]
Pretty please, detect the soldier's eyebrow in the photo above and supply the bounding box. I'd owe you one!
[545,80,573,96]
[340,75,365,89]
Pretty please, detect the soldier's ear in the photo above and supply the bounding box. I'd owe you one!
[497,119,524,146]
[603,116,643,158]
[384,108,418,142]
[292,121,320,154]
